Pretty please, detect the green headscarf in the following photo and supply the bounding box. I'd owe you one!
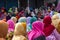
[30,17,37,24]
[8,8,12,13]
[18,17,26,23]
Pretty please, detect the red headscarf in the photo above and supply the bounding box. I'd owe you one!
[43,16,55,37]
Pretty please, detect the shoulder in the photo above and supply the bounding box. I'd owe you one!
[20,35,27,40]
[12,35,27,40]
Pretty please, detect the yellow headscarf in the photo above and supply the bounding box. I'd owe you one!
[54,19,60,34]
[52,15,59,21]
[14,22,26,36]
[0,20,8,38]
[52,15,59,27]
[21,22,26,31]
[13,22,27,40]
[12,35,27,40]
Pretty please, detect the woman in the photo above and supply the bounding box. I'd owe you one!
[7,19,15,33]
[11,17,17,23]
[52,18,60,40]
[30,17,37,24]
[7,17,17,32]
[0,7,7,20]
[36,11,42,21]
[6,13,11,21]
[26,17,31,24]
[52,15,60,29]
[0,20,8,40]
[12,22,27,40]
[27,17,37,32]
[43,16,56,40]
[18,17,26,23]
[26,17,32,32]
[28,21,46,40]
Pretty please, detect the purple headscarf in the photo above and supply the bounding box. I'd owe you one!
[56,1,60,12]
[26,17,31,24]
[28,21,45,40]
[26,17,32,32]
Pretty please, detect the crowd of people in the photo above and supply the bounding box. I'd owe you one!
[0,1,60,40]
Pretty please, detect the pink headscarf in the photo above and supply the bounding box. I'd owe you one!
[28,21,45,40]
[7,20,15,33]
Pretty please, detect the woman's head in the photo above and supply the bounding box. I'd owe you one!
[37,11,42,18]
[14,22,26,36]
[1,7,6,13]
[26,17,31,24]
[32,21,44,31]
[18,17,26,23]
[0,20,8,38]
[11,17,17,23]
[43,16,51,24]
[7,20,15,32]
[28,21,45,40]
[30,17,37,24]
[52,15,59,21]
[52,15,59,27]
[55,19,60,33]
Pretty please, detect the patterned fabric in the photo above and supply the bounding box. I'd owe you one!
[28,21,45,40]
[7,20,15,33]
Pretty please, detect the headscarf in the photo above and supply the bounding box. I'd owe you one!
[54,12,58,15]
[43,16,52,25]
[56,1,60,12]
[52,15,59,21]
[12,35,27,40]
[18,17,26,23]
[55,19,60,33]
[8,8,12,13]
[50,11,54,17]
[28,21,44,40]
[14,22,26,36]
[12,22,27,40]
[7,20,15,33]
[52,15,59,28]
[30,17,37,24]
[43,16,55,36]
[21,22,26,33]
[26,17,32,32]
[27,17,37,32]
[1,7,5,10]
[26,17,31,24]
[11,17,17,23]
[0,20,8,38]
[52,19,60,40]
